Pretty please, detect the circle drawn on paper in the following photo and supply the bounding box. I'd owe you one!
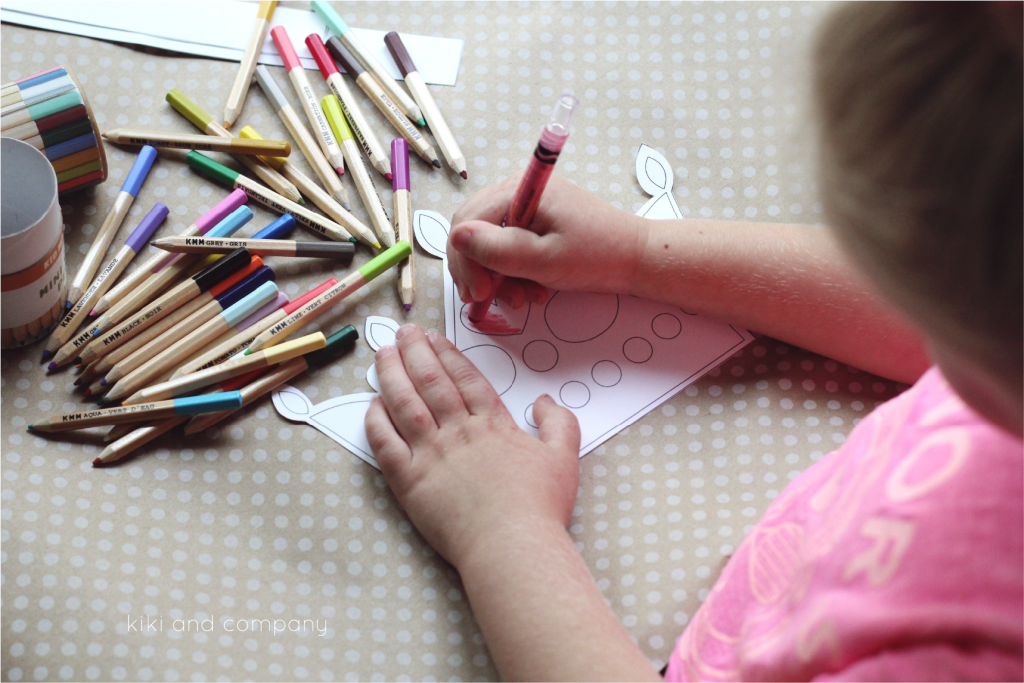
[559,381,591,409]
[623,337,654,363]
[652,313,682,339]
[461,345,516,395]
[544,292,619,343]
[522,340,558,372]
[592,360,622,387]
[525,402,538,428]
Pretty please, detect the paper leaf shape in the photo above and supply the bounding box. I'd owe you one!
[272,386,380,470]
[414,210,450,259]
[366,363,380,392]
[636,144,683,220]
[364,316,400,352]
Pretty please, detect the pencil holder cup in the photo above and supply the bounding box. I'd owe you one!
[1,137,67,348]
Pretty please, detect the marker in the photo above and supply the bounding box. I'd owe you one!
[466,93,580,323]
[151,236,355,261]
[91,189,247,317]
[246,240,412,353]
[252,67,351,213]
[103,281,280,403]
[45,203,168,366]
[86,206,253,340]
[125,332,326,405]
[311,1,423,124]
[185,325,358,435]
[269,27,346,175]
[103,129,290,156]
[322,94,394,248]
[385,31,467,179]
[166,88,303,204]
[327,39,440,170]
[224,1,278,128]
[27,391,244,433]
[185,151,366,245]
[168,277,337,379]
[305,33,392,180]
[392,139,415,310]
[66,145,157,306]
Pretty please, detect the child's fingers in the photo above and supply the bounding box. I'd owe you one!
[533,393,582,454]
[427,331,508,417]
[393,325,469,426]
[374,345,438,444]
[451,173,520,228]
[447,244,496,304]
[365,396,414,477]
[449,220,549,280]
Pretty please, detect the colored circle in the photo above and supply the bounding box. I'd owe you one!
[559,381,591,409]
[591,360,622,387]
[522,340,559,372]
[544,292,619,343]
[623,337,654,363]
[652,313,682,339]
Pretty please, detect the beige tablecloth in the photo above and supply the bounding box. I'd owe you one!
[1,3,905,680]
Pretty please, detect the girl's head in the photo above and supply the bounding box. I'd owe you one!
[813,2,1023,434]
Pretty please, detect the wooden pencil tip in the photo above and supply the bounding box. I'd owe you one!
[460,171,468,180]
[41,350,52,361]
[417,118,426,126]
[224,121,231,129]
[65,301,73,310]
[373,242,382,250]
[343,203,352,211]
[432,159,441,169]
[47,362,57,372]
[92,458,102,467]
[73,357,83,366]
[82,388,92,398]
[385,173,393,181]
[298,197,306,206]
[27,425,33,430]
[88,309,97,317]
[335,167,345,176]
[404,304,411,311]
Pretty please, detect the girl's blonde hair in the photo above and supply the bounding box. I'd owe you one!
[813,3,1022,386]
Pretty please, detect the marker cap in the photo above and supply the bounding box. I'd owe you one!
[192,248,251,292]
[391,138,410,191]
[254,66,290,113]
[252,214,297,240]
[124,203,169,252]
[358,240,412,282]
[122,145,158,196]
[283,278,338,314]
[186,151,240,188]
[384,32,417,78]
[304,325,359,367]
[311,1,352,36]
[206,205,253,238]
[196,189,248,235]
[236,291,289,331]
[326,38,364,77]
[305,33,340,77]
[270,26,302,72]
[174,390,244,415]
[215,265,276,309]
[166,89,213,129]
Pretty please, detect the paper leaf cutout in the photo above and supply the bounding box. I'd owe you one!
[635,143,674,196]
[414,210,450,260]
[272,386,381,470]
[366,363,380,392]
[364,316,400,352]
[272,385,312,419]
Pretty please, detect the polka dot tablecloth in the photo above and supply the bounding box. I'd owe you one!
[1,3,907,681]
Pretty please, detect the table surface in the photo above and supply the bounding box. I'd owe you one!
[1,2,907,681]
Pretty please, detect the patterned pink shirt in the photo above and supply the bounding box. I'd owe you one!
[665,367,1023,681]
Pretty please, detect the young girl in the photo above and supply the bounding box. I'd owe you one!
[364,3,1022,680]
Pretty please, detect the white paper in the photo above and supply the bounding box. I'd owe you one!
[1,1,464,87]
[273,386,379,469]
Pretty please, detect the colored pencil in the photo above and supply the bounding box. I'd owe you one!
[270,27,346,175]
[102,129,290,156]
[91,189,247,317]
[99,265,274,388]
[77,248,253,367]
[184,324,358,435]
[310,1,423,124]
[4,104,87,142]
[28,392,243,433]
[385,32,467,179]
[326,39,440,169]
[306,33,392,181]
[246,240,411,352]
[1,70,72,108]
[87,206,253,338]
[392,139,415,310]
[184,151,366,245]
[168,277,337,379]
[252,66,351,210]
[67,146,157,305]
[152,236,355,260]
[224,0,278,129]
[165,89,302,204]
[237,125,361,234]
[1,89,79,130]
[103,281,280,403]
[45,204,168,366]
[125,331,326,405]
[322,94,394,247]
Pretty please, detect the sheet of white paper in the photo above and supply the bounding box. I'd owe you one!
[1,1,463,87]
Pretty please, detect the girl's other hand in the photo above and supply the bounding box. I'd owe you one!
[447,173,649,308]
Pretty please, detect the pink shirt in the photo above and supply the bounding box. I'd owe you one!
[665,367,1023,681]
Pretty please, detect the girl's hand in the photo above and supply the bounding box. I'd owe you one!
[447,173,650,309]
[364,324,582,569]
